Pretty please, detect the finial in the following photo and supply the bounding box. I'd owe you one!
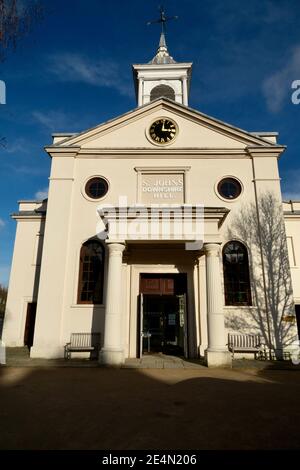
[147,6,178,65]
[147,5,178,35]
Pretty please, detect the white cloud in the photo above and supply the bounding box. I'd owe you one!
[32,109,99,133]
[281,169,300,201]
[47,52,132,97]
[35,188,48,200]
[262,45,300,112]
[32,110,72,132]
[11,165,47,176]
[0,137,39,155]
[0,218,5,229]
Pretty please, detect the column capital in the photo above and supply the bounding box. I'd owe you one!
[105,241,126,254]
[204,243,221,257]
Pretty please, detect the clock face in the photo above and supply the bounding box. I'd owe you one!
[149,118,177,144]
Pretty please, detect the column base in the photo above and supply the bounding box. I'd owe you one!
[205,349,232,368]
[99,348,124,366]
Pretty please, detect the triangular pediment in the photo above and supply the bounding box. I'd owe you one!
[50,98,279,152]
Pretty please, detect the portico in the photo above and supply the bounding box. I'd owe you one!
[98,206,231,366]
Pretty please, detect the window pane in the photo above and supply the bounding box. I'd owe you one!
[223,241,251,306]
[218,178,242,200]
[78,241,105,304]
[85,178,108,199]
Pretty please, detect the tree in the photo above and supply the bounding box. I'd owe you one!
[0,1,44,144]
[0,283,7,316]
[0,0,44,62]
[226,191,297,356]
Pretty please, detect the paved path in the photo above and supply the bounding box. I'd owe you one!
[0,366,299,449]
[4,348,298,370]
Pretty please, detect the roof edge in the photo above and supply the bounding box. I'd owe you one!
[48,97,282,149]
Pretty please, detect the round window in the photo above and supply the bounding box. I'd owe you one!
[85,177,108,199]
[217,177,242,200]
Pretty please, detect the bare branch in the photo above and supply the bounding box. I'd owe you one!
[0,0,44,62]
[226,191,297,355]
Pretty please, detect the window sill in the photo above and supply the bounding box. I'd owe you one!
[224,306,256,309]
[71,304,105,309]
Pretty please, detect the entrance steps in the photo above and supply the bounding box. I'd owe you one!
[6,347,30,360]
[3,347,30,365]
[123,354,206,369]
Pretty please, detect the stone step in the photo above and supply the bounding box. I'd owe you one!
[123,355,206,369]
[6,347,30,360]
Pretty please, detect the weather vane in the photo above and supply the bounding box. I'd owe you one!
[147,5,178,35]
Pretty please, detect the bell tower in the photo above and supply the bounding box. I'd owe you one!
[132,8,192,107]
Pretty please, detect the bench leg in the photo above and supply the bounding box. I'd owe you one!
[65,349,71,360]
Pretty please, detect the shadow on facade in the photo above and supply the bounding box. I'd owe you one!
[226,191,297,356]
[25,215,46,350]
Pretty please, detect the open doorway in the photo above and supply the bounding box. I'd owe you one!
[138,274,188,358]
[24,302,37,348]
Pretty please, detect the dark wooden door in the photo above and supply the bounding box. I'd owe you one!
[140,277,175,295]
[24,302,37,347]
[140,274,187,296]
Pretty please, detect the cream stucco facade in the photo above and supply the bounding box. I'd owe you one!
[3,35,300,366]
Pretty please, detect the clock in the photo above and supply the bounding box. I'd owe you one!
[149,118,177,145]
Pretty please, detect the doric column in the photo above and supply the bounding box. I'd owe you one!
[99,241,126,365]
[182,76,188,106]
[204,243,231,367]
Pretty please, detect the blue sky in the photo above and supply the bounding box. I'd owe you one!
[0,0,300,286]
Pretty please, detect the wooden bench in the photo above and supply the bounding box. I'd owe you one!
[64,333,101,359]
[227,333,265,359]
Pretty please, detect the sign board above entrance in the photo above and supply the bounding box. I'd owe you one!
[141,173,184,204]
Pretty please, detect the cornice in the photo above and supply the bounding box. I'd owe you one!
[98,205,229,229]
[247,146,286,158]
[44,146,80,158]
[11,213,46,221]
[75,148,250,158]
[43,145,285,160]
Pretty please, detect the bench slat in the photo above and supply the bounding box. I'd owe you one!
[65,333,101,359]
[228,333,263,358]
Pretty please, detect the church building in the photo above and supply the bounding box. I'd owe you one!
[3,25,300,366]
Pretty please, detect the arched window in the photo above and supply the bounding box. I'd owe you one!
[223,241,252,306]
[150,84,175,101]
[77,240,105,304]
